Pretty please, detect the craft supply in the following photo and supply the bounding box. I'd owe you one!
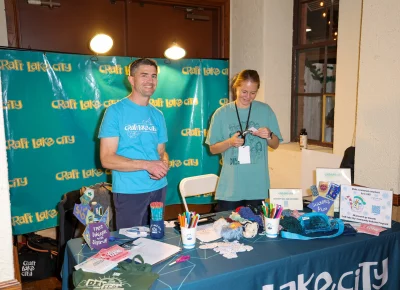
[221,222,243,241]
[129,238,182,265]
[150,202,164,239]
[318,181,331,195]
[213,218,229,236]
[264,217,280,238]
[242,222,259,238]
[199,240,253,259]
[168,255,190,266]
[150,202,164,221]
[357,224,387,236]
[310,185,319,197]
[326,183,340,200]
[178,211,200,248]
[181,227,197,249]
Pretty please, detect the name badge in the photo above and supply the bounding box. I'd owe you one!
[238,146,251,164]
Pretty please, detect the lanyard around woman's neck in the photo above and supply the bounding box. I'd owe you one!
[234,101,252,133]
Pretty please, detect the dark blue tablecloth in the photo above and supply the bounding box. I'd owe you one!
[62,215,400,290]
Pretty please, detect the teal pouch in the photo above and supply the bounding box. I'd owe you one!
[281,212,344,240]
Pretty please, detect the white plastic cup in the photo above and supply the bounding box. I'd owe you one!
[264,217,280,238]
[181,227,197,249]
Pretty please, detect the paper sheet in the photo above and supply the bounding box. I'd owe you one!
[129,238,181,265]
[195,224,221,243]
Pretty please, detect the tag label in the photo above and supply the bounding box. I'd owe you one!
[238,146,251,164]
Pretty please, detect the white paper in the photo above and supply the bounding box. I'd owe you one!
[195,224,221,242]
[129,238,181,265]
[248,127,258,133]
[269,189,303,210]
[340,185,393,228]
[238,146,251,164]
[316,168,351,212]
[75,257,118,274]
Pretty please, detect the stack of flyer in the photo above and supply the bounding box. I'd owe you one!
[119,226,149,238]
[74,245,130,274]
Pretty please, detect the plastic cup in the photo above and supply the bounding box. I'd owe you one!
[264,217,280,238]
[181,227,197,249]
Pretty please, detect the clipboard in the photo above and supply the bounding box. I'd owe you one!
[128,238,182,265]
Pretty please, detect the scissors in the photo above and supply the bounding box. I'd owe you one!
[168,255,190,266]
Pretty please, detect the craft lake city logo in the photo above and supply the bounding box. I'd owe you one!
[78,278,132,289]
[6,136,75,150]
[169,159,199,168]
[9,177,28,188]
[0,59,72,72]
[262,257,388,290]
[124,119,157,138]
[3,100,23,110]
[12,209,58,226]
[51,99,119,110]
[55,168,111,181]
[181,66,228,76]
[181,128,207,137]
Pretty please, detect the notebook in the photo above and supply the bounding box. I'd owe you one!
[128,238,181,265]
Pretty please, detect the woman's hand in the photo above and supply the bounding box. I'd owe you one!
[252,127,272,139]
[229,132,245,147]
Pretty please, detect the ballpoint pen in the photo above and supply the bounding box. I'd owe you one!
[168,255,190,266]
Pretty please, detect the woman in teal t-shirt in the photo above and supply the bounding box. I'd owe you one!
[205,69,283,211]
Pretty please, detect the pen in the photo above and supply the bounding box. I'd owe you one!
[169,255,190,266]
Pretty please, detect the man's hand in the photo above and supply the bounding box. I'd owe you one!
[146,160,169,180]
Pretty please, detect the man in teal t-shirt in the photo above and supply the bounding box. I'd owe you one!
[99,58,169,228]
[206,69,282,211]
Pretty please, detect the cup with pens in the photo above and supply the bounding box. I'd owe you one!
[261,202,283,238]
[150,202,164,239]
[178,212,200,249]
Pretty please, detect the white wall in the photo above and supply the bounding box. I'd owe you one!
[0,1,14,283]
[230,0,293,142]
[0,87,15,282]
[333,0,362,157]
[354,0,400,192]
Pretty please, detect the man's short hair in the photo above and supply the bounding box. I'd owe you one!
[129,58,158,76]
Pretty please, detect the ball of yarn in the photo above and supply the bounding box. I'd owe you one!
[280,216,302,234]
[221,222,243,241]
[243,222,259,238]
[238,207,264,231]
[213,217,229,236]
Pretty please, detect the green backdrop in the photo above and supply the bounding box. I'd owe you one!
[1,49,228,235]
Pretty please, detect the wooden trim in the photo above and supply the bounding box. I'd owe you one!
[13,246,21,284]
[393,194,399,206]
[0,279,21,290]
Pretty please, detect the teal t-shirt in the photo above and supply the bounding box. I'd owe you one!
[205,101,282,201]
[98,97,168,194]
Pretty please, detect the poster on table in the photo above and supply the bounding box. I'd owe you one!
[316,168,351,212]
[269,189,303,210]
[340,185,393,228]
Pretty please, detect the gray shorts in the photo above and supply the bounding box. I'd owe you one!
[113,186,167,229]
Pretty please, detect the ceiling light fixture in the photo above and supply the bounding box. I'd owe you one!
[89,34,113,54]
[164,42,186,60]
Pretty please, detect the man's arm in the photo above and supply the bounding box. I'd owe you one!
[158,143,169,166]
[100,137,168,178]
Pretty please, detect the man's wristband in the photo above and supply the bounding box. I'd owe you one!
[266,132,273,140]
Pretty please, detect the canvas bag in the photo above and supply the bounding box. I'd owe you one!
[18,234,58,282]
[73,255,159,289]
